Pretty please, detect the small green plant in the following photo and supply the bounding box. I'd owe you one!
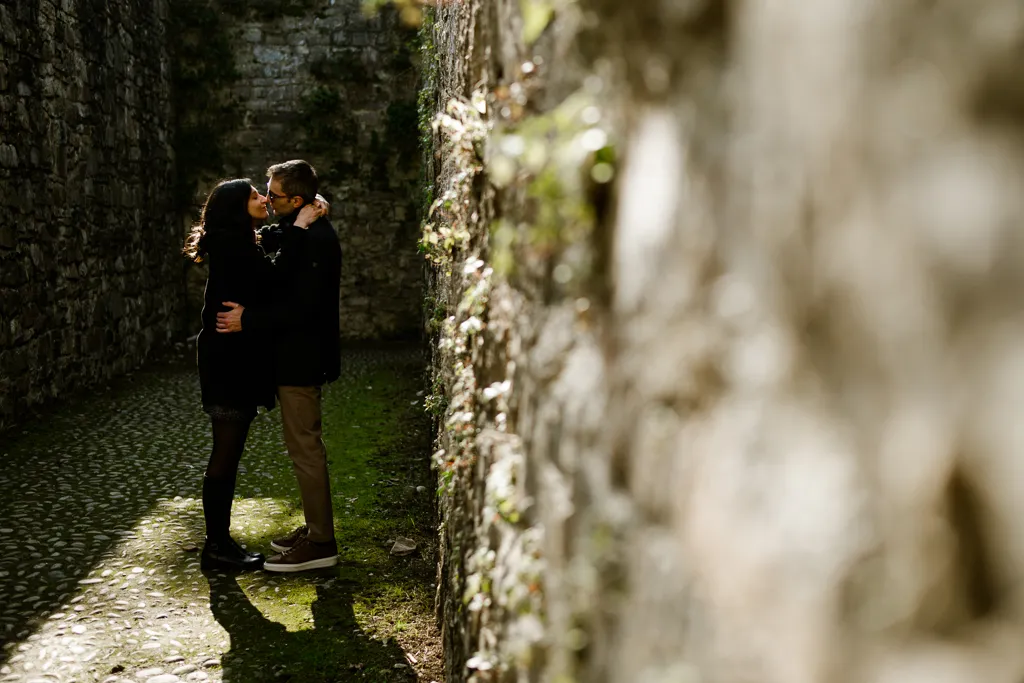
[387,100,420,156]
[420,93,489,265]
[296,87,359,184]
[299,86,343,146]
[417,6,439,220]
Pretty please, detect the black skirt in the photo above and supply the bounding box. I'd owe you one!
[203,404,257,422]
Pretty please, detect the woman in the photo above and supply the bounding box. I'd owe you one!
[183,179,322,571]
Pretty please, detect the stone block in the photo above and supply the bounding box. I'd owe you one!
[0,144,18,167]
[253,45,287,64]
[0,5,16,45]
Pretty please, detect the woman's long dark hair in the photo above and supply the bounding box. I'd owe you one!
[183,179,255,263]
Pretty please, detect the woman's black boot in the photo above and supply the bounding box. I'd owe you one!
[201,474,264,571]
[201,537,265,571]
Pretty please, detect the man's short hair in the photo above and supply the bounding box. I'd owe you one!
[267,159,319,203]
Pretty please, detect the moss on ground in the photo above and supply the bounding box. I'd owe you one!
[0,345,440,683]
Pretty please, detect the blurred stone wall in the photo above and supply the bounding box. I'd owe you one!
[176,0,423,341]
[427,1,1024,682]
[0,0,180,431]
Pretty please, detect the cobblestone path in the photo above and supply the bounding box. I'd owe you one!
[0,346,441,683]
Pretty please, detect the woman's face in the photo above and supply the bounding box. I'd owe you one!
[247,186,269,221]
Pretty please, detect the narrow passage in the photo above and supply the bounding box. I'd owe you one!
[0,345,440,683]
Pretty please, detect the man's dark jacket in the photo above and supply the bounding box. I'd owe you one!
[243,212,341,387]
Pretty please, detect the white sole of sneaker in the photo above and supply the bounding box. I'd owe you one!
[263,555,339,572]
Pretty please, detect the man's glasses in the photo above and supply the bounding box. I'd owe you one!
[266,189,292,201]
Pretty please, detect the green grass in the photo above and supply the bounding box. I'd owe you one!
[217,351,441,681]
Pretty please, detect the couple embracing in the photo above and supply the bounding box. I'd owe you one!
[183,160,341,573]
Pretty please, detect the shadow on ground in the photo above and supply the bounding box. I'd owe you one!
[208,572,413,682]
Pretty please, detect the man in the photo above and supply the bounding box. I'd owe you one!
[216,159,342,572]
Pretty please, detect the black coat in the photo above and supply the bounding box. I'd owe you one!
[244,213,341,387]
[196,231,278,412]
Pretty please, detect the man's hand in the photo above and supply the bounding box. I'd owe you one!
[216,302,245,333]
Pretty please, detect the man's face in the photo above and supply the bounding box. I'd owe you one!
[265,177,302,217]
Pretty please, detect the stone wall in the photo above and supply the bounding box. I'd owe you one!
[0,0,181,431]
[176,0,424,341]
[427,1,1024,682]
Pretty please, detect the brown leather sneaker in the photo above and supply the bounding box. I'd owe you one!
[263,537,339,573]
[270,525,308,553]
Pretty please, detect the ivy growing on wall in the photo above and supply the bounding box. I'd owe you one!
[297,85,360,187]
[168,0,241,208]
[417,5,439,219]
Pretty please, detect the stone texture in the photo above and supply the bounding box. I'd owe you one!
[0,0,182,431]
[427,1,1024,682]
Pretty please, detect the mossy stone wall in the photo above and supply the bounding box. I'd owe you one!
[426,1,1024,682]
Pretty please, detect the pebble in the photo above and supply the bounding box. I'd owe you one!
[172,664,197,676]
[148,675,181,683]
[185,673,209,682]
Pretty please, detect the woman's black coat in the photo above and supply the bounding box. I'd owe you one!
[196,231,277,412]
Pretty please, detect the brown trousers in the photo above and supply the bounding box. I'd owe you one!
[278,385,335,543]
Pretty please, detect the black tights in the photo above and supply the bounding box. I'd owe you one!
[203,417,252,541]
[207,418,252,481]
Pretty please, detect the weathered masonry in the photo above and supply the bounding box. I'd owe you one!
[0,0,180,430]
[424,1,1024,682]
